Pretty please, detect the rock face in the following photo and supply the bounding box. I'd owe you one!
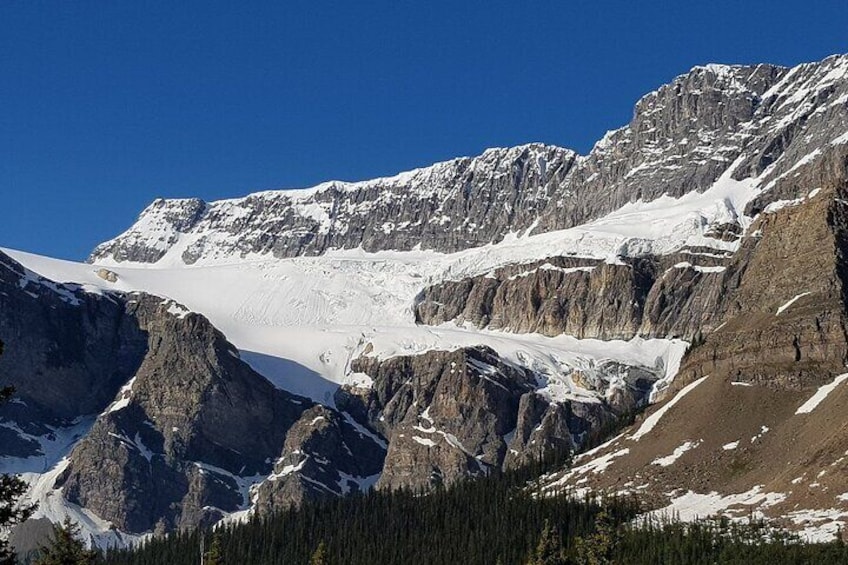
[676,180,848,391]
[334,346,664,488]
[89,56,848,266]
[0,252,383,535]
[542,180,848,529]
[0,253,148,454]
[253,406,385,513]
[90,144,578,264]
[55,294,311,533]
[414,254,731,341]
[338,347,534,489]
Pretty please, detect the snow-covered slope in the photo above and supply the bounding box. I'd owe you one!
[4,245,687,405]
[89,54,848,266]
[4,123,836,403]
[3,52,847,547]
[2,236,688,548]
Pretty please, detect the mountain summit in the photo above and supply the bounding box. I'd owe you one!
[92,55,847,267]
[2,53,847,548]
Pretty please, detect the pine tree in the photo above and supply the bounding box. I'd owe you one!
[0,340,38,565]
[309,541,329,565]
[573,509,616,565]
[204,532,223,565]
[34,517,98,565]
[526,520,566,565]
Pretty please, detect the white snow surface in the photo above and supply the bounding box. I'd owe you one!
[651,440,702,467]
[795,373,848,414]
[3,247,688,407]
[648,486,787,523]
[631,376,709,441]
[672,261,726,274]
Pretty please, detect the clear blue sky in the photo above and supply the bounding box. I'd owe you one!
[2,1,846,260]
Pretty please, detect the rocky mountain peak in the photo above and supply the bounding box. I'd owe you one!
[89,55,846,268]
[4,53,848,547]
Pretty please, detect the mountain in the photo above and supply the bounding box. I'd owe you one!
[90,56,846,267]
[1,247,671,548]
[1,53,847,548]
[0,251,386,544]
[540,178,848,541]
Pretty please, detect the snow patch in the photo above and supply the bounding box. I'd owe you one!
[648,486,787,523]
[631,376,709,441]
[795,373,848,414]
[412,436,437,447]
[651,440,702,467]
[544,448,631,491]
[105,377,136,414]
[751,426,770,443]
[776,292,811,315]
[672,261,726,274]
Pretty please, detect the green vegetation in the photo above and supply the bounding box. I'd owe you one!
[33,518,98,565]
[100,453,848,565]
[0,340,38,565]
[103,456,616,565]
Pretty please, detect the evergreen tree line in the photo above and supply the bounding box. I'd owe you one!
[103,455,611,565]
[100,454,848,565]
[4,327,848,565]
[524,512,848,565]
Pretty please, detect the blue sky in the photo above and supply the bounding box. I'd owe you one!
[2,1,846,260]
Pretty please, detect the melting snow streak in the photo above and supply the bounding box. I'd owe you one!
[795,373,848,414]
[631,376,709,441]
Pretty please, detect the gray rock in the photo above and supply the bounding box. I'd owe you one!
[89,56,848,266]
[336,346,663,489]
[676,180,848,392]
[253,406,386,513]
[51,293,312,533]
[414,253,729,341]
[0,252,147,435]
[0,252,381,534]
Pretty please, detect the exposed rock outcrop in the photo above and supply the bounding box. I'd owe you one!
[89,57,848,266]
[253,406,385,513]
[337,346,534,489]
[0,253,148,452]
[0,252,382,535]
[675,180,848,391]
[543,180,848,531]
[414,253,729,341]
[55,294,311,532]
[335,346,664,488]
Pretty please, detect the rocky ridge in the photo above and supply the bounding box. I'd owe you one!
[2,53,847,545]
[540,179,848,536]
[90,56,848,266]
[0,251,386,538]
[336,345,665,485]
[414,252,729,342]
